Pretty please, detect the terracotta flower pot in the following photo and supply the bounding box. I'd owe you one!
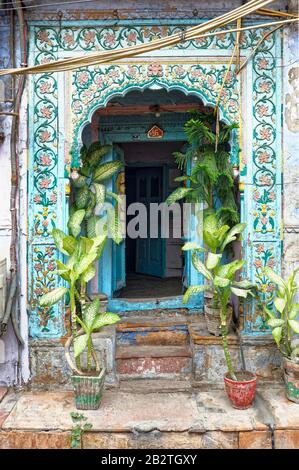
[204,304,232,336]
[283,357,299,404]
[224,371,257,410]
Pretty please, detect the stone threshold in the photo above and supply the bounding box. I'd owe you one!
[0,384,299,449]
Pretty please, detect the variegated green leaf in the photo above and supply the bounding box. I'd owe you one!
[93,161,123,183]
[87,216,101,238]
[73,334,88,358]
[274,297,287,314]
[220,223,246,252]
[206,252,222,270]
[231,286,250,298]
[232,279,256,289]
[88,145,112,167]
[182,285,208,304]
[107,208,123,244]
[39,287,68,307]
[72,175,87,188]
[52,228,69,255]
[214,276,230,288]
[92,312,120,331]
[67,209,85,238]
[264,267,286,291]
[191,252,213,280]
[106,191,122,204]
[288,319,299,334]
[75,252,98,277]
[81,264,96,283]
[216,259,244,280]
[289,304,299,320]
[264,307,276,320]
[272,326,282,346]
[182,242,205,252]
[165,187,193,206]
[62,235,77,255]
[83,298,100,329]
[267,318,284,328]
[93,183,106,206]
[75,186,89,209]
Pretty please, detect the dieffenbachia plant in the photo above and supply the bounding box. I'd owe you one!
[202,214,246,254]
[182,246,255,379]
[264,267,299,361]
[39,230,108,338]
[70,142,123,243]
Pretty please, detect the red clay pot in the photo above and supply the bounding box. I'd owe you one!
[224,371,257,410]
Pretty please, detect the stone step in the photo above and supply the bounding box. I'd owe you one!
[116,345,192,379]
[116,313,204,346]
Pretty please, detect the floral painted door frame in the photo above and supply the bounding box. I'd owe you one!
[28,20,282,338]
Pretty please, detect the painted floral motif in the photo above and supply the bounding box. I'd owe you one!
[71,62,239,165]
[251,242,277,331]
[31,246,57,332]
[35,25,269,53]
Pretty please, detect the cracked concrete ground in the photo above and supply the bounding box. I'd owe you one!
[0,383,299,448]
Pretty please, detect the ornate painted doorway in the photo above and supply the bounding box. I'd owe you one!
[28,20,282,338]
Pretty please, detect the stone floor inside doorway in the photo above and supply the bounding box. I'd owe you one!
[0,383,299,449]
[117,273,182,299]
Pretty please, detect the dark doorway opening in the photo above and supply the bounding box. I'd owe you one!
[118,141,185,299]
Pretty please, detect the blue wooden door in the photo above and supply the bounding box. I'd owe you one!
[136,167,164,277]
[112,145,126,292]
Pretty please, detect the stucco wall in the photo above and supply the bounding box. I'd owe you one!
[282,2,299,278]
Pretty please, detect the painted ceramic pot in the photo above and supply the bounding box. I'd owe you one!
[65,329,106,410]
[283,358,299,404]
[224,371,257,410]
[71,368,106,410]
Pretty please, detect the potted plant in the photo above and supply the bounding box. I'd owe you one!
[40,232,120,409]
[264,267,299,403]
[64,297,119,410]
[70,142,123,312]
[183,245,256,409]
[165,115,243,333]
[201,215,246,334]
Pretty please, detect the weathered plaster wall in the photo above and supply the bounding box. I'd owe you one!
[282,2,299,278]
[0,15,19,386]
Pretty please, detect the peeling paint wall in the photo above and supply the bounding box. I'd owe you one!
[0,15,19,386]
[282,1,299,278]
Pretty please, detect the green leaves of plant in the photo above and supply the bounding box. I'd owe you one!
[264,267,286,292]
[81,298,120,333]
[75,186,89,209]
[39,286,68,307]
[73,334,89,358]
[192,252,213,281]
[219,223,246,253]
[182,285,209,304]
[68,209,85,238]
[206,252,221,270]
[93,161,123,183]
[92,312,120,330]
[165,187,193,206]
